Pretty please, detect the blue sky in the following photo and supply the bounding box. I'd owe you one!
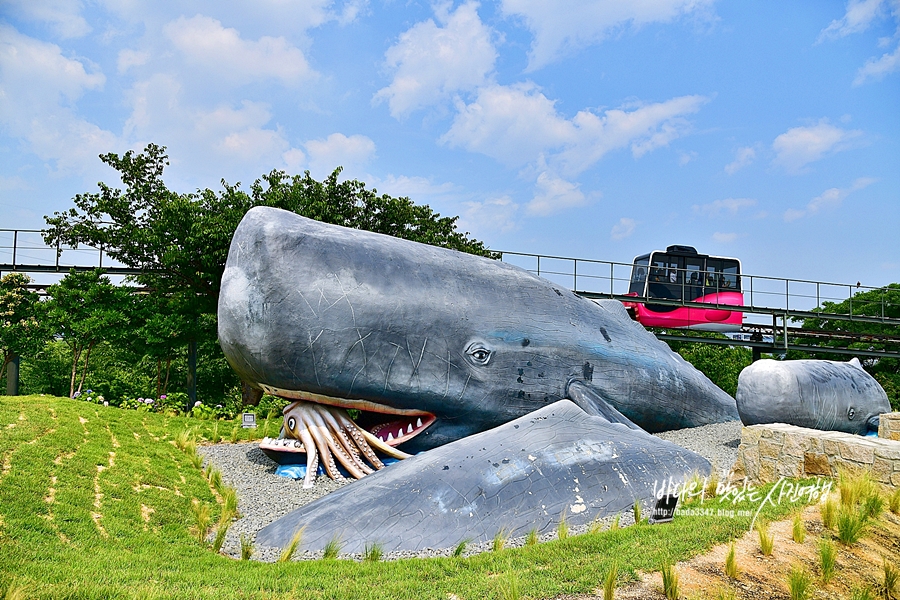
[1,0,898,292]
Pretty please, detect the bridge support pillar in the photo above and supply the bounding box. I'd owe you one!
[5,354,20,396]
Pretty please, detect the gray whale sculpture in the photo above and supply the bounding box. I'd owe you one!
[736,358,890,435]
[218,207,738,463]
[256,399,710,554]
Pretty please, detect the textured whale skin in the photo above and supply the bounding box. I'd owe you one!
[735,358,890,434]
[255,400,710,554]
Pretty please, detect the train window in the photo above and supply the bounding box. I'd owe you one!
[705,258,741,291]
[684,256,705,301]
[629,255,649,295]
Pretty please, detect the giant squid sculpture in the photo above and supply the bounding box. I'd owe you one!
[217,207,739,553]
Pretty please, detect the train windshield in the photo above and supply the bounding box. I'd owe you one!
[628,255,650,294]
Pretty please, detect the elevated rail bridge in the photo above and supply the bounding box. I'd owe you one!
[2,229,899,363]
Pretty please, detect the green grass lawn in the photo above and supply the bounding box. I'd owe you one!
[0,395,818,599]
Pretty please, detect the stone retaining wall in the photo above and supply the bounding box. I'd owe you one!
[732,422,900,487]
[880,412,900,441]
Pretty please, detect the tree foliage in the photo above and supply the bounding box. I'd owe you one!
[36,143,496,405]
[795,283,900,410]
[0,273,48,378]
[662,331,752,397]
[43,144,495,316]
[45,269,134,398]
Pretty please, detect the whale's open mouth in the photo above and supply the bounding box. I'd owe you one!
[257,383,436,487]
[258,384,437,446]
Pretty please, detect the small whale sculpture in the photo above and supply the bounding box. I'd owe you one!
[735,358,890,435]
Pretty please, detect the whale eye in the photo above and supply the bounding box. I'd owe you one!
[465,342,493,365]
[847,407,855,421]
[287,416,297,430]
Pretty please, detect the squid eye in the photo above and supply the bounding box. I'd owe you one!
[287,416,297,430]
[465,342,493,365]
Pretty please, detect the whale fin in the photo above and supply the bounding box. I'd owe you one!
[566,380,642,430]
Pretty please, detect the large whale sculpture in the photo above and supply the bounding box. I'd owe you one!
[256,400,711,553]
[218,207,738,488]
[736,358,890,435]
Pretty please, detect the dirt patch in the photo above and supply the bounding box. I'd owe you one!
[554,501,900,599]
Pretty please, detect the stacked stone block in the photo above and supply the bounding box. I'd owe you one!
[879,412,900,441]
[732,422,900,487]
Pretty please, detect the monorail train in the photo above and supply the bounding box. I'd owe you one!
[622,245,743,331]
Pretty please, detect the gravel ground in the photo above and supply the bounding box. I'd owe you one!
[197,419,743,562]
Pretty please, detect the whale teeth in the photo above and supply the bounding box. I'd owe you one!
[387,432,394,441]
[407,424,413,433]
[416,418,422,428]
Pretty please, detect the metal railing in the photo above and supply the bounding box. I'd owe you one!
[0,228,137,275]
[498,250,899,326]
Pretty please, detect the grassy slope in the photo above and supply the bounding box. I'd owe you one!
[0,395,815,600]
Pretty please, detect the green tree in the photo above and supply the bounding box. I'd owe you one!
[46,269,134,398]
[0,273,49,387]
[662,331,752,397]
[42,144,496,406]
[795,283,900,410]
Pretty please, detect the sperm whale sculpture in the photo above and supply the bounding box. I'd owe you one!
[218,206,737,489]
[736,358,890,435]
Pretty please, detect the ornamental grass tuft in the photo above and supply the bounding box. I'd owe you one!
[819,537,836,583]
[452,539,468,557]
[492,528,509,552]
[850,586,876,600]
[191,502,211,544]
[822,496,838,530]
[787,564,813,600]
[632,499,642,525]
[724,542,738,579]
[890,487,900,515]
[603,561,618,600]
[835,507,867,545]
[497,571,522,600]
[525,529,538,546]
[212,520,230,554]
[363,542,383,562]
[792,512,806,543]
[1,578,28,600]
[557,510,569,540]
[322,537,342,560]
[756,520,774,556]
[239,533,254,560]
[882,557,900,600]
[661,558,679,600]
[279,528,305,562]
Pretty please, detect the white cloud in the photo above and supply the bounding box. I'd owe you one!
[442,84,708,174]
[611,217,636,241]
[854,45,900,84]
[783,177,876,221]
[117,49,150,73]
[124,73,302,179]
[678,150,697,165]
[441,83,575,166]
[0,26,119,176]
[3,0,91,38]
[501,0,715,69]
[819,0,900,85]
[771,121,863,173]
[526,172,586,215]
[374,2,497,118]
[724,145,756,174]
[368,174,456,199]
[163,15,315,86]
[460,196,521,233]
[712,232,738,243]
[693,197,757,217]
[304,133,376,179]
[819,0,886,39]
